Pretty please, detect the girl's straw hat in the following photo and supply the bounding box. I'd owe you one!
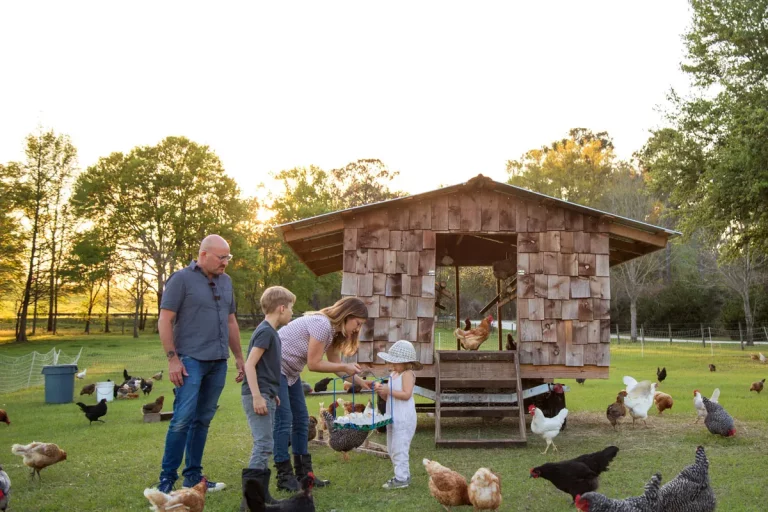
[377,340,423,370]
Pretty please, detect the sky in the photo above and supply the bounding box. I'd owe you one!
[0,1,693,201]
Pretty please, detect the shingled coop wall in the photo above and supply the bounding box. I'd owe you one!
[338,188,611,372]
[340,203,438,367]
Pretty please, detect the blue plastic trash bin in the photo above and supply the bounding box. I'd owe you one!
[41,364,78,404]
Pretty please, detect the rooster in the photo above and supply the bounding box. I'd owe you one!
[622,376,656,427]
[703,396,735,437]
[11,442,67,481]
[693,388,719,424]
[530,446,619,503]
[423,458,471,511]
[528,404,568,454]
[750,378,765,393]
[468,468,501,511]
[454,315,493,350]
[144,477,207,512]
[0,464,10,511]
[0,410,9,426]
[575,472,661,512]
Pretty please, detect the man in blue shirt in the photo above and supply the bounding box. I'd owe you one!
[155,234,245,494]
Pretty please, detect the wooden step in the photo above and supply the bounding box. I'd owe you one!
[435,438,527,448]
[440,378,517,388]
[438,406,519,418]
[437,351,517,361]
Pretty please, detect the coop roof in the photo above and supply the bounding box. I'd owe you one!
[274,174,680,276]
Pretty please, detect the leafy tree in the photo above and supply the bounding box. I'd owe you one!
[0,164,25,296]
[506,128,616,207]
[9,130,77,342]
[72,136,247,316]
[62,229,110,334]
[330,159,404,207]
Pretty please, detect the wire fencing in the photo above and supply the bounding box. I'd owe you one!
[0,347,83,394]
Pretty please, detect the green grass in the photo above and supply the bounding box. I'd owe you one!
[1,331,768,511]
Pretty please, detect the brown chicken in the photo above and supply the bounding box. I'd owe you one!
[11,442,67,481]
[80,383,96,396]
[468,467,502,511]
[342,400,369,415]
[606,391,627,430]
[308,416,318,441]
[709,363,716,372]
[144,477,207,512]
[143,395,165,414]
[750,354,760,361]
[0,409,9,425]
[750,378,765,393]
[454,315,493,350]
[423,458,471,511]
[654,391,674,414]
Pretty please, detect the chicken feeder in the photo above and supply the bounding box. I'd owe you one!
[41,364,78,404]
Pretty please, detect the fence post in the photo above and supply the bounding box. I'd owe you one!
[641,325,645,345]
[668,324,672,344]
[700,323,705,348]
[616,324,620,345]
[122,320,125,335]
[763,326,768,344]
[640,326,644,357]
[739,322,744,350]
[709,327,714,357]
[27,352,36,388]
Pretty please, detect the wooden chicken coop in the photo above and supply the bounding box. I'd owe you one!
[275,174,678,446]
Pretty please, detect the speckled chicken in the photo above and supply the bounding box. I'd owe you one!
[575,472,661,512]
[657,445,715,512]
[320,410,370,461]
[703,396,735,437]
[468,467,502,511]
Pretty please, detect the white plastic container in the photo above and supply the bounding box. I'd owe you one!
[96,381,114,402]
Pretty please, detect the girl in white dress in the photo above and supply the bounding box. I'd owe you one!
[374,340,421,489]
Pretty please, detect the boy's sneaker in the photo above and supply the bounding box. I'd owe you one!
[183,479,227,492]
[156,478,175,494]
[382,477,410,489]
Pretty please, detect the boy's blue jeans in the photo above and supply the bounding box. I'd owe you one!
[273,374,309,462]
[159,355,227,486]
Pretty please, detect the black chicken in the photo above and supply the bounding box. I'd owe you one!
[657,367,667,383]
[244,472,315,512]
[140,378,153,396]
[576,378,586,385]
[313,377,333,393]
[531,446,619,502]
[506,333,517,351]
[708,364,716,372]
[76,399,108,424]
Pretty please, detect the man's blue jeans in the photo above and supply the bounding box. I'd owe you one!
[160,355,227,486]
[273,374,309,463]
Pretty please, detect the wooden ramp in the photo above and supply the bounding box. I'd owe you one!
[434,350,527,448]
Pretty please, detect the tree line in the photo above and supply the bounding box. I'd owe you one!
[2,0,766,344]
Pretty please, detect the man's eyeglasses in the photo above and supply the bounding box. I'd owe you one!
[208,252,233,263]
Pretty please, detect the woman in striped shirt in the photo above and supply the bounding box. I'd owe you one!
[273,297,370,492]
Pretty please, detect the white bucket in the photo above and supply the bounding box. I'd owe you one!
[96,381,114,402]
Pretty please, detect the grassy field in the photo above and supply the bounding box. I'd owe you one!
[1,329,767,511]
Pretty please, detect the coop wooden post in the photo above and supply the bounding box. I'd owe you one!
[700,323,705,348]
[668,323,672,344]
[739,322,744,350]
[497,279,503,350]
[455,265,461,350]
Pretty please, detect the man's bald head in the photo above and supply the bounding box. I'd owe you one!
[198,235,231,276]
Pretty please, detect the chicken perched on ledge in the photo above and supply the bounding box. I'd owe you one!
[454,315,493,350]
[423,458,471,511]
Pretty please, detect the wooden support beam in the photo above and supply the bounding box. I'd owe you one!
[283,218,344,242]
[289,232,343,253]
[497,279,503,350]
[455,265,461,350]
[608,223,668,248]
[302,244,344,263]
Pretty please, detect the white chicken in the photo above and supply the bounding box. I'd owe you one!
[76,368,87,379]
[693,388,720,424]
[622,376,657,427]
[528,404,568,454]
[468,467,502,511]
[760,352,767,363]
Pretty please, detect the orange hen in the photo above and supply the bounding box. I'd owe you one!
[11,442,67,480]
[144,477,207,512]
[0,409,9,425]
[653,392,674,414]
[454,315,493,350]
[423,458,471,511]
